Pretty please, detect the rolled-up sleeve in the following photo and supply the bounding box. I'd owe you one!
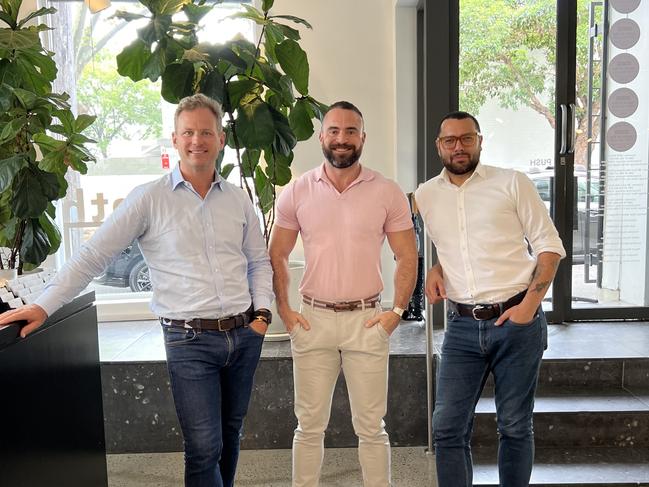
[514,172,566,259]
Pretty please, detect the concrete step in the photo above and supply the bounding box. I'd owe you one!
[471,446,649,486]
[471,389,649,449]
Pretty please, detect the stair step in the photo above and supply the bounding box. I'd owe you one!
[472,447,649,486]
[471,391,649,448]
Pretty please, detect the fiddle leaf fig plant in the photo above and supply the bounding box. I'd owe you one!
[0,0,96,273]
[114,0,326,242]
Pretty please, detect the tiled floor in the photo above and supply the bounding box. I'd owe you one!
[99,319,649,363]
[107,447,437,487]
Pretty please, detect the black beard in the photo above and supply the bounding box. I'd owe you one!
[441,151,480,175]
[322,144,362,169]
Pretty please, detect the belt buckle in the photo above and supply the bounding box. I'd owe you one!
[471,305,488,321]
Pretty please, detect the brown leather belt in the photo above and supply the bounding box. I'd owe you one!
[448,291,526,321]
[302,294,380,312]
[160,305,252,331]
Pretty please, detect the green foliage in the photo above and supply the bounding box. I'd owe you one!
[459,0,597,164]
[113,1,326,242]
[77,51,162,158]
[0,0,96,272]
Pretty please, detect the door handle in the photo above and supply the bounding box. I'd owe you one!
[568,103,576,154]
[559,104,567,155]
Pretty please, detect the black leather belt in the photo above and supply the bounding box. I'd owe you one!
[160,305,253,331]
[449,291,527,321]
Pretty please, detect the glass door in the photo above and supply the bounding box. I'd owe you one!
[566,0,649,319]
[458,0,559,316]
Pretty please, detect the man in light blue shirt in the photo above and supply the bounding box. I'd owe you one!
[0,94,274,487]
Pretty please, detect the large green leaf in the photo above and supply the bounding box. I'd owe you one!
[262,0,274,13]
[20,218,50,266]
[240,149,260,177]
[200,69,225,104]
[268,104,296,156]
[265,149,292,186]
[236,99,274,149]
[289,97,314,141]
[0,154,26,192]
[161,62,195,103]
[268,15,312,29]
[142,45,166,81]
[276,39,309,96]
[17,48,57,82]
[38,210,60,255]
[254,166,273,214]
[75,114,96,133]
[12,87,37,109]
[14,56,51,94]
[226,79,257,110]
[219,163,234,180]
[17,6,56,29]
[183,3,212,24]
[0,83,12,111]
[11,166,59,218]
[0,115,26,144]
[116,39,149,82]
[0,28,39,51]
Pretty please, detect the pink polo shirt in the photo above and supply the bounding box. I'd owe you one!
[275,163,413,301]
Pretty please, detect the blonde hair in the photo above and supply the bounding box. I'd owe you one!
[174,94,224,132]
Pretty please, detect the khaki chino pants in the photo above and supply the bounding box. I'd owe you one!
[290,302,391,487]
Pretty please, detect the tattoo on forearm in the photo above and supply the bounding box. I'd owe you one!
[533,280,550,294]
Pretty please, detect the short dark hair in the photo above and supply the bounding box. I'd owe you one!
[438,111,481,136]
[324,101,364,121]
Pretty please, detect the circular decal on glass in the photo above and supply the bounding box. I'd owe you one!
[610,19,641,49]
[607,122,637,152]
[608,53,639,84]
[610,0,641,13]
[608,88,638,118]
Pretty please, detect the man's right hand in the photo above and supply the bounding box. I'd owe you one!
[425,265,447,304]
[0,305,48,338]
[278,306,311,333]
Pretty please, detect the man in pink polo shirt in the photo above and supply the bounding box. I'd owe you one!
[269,101,418,487]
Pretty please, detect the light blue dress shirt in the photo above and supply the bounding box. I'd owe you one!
[36,165,273,319]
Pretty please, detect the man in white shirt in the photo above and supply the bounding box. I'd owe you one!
[415,111,565,487]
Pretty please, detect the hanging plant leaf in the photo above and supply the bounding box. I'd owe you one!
[116,39,150,82]
[11,166,59,219]
[161,62,195,103]
[0,154,27,192]
[240,149,261,177]
[20,218,50,266]
[276,39,308,96]
[236,99,274,149]
[289,98,314,141]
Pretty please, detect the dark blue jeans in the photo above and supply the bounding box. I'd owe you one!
[163,324,264,487]
[433,307,547,487]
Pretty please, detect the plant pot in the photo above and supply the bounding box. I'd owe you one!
[265,261,305,342]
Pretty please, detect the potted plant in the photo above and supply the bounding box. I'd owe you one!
[0,0,96,278]
[113,0,326,243]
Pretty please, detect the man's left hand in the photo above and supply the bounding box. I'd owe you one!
[249,318,268,336]
[495,304,537,326]
[364,310,401,336]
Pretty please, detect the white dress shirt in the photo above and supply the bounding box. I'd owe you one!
[36,165,273,319]
[415,163,566,304]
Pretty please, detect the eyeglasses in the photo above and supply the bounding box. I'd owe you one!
[437,132,481,149]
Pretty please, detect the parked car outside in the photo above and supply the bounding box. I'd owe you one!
[95,240,151,292]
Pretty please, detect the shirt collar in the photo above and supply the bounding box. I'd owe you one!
[171,164,223,191]
[313,162,375,185]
